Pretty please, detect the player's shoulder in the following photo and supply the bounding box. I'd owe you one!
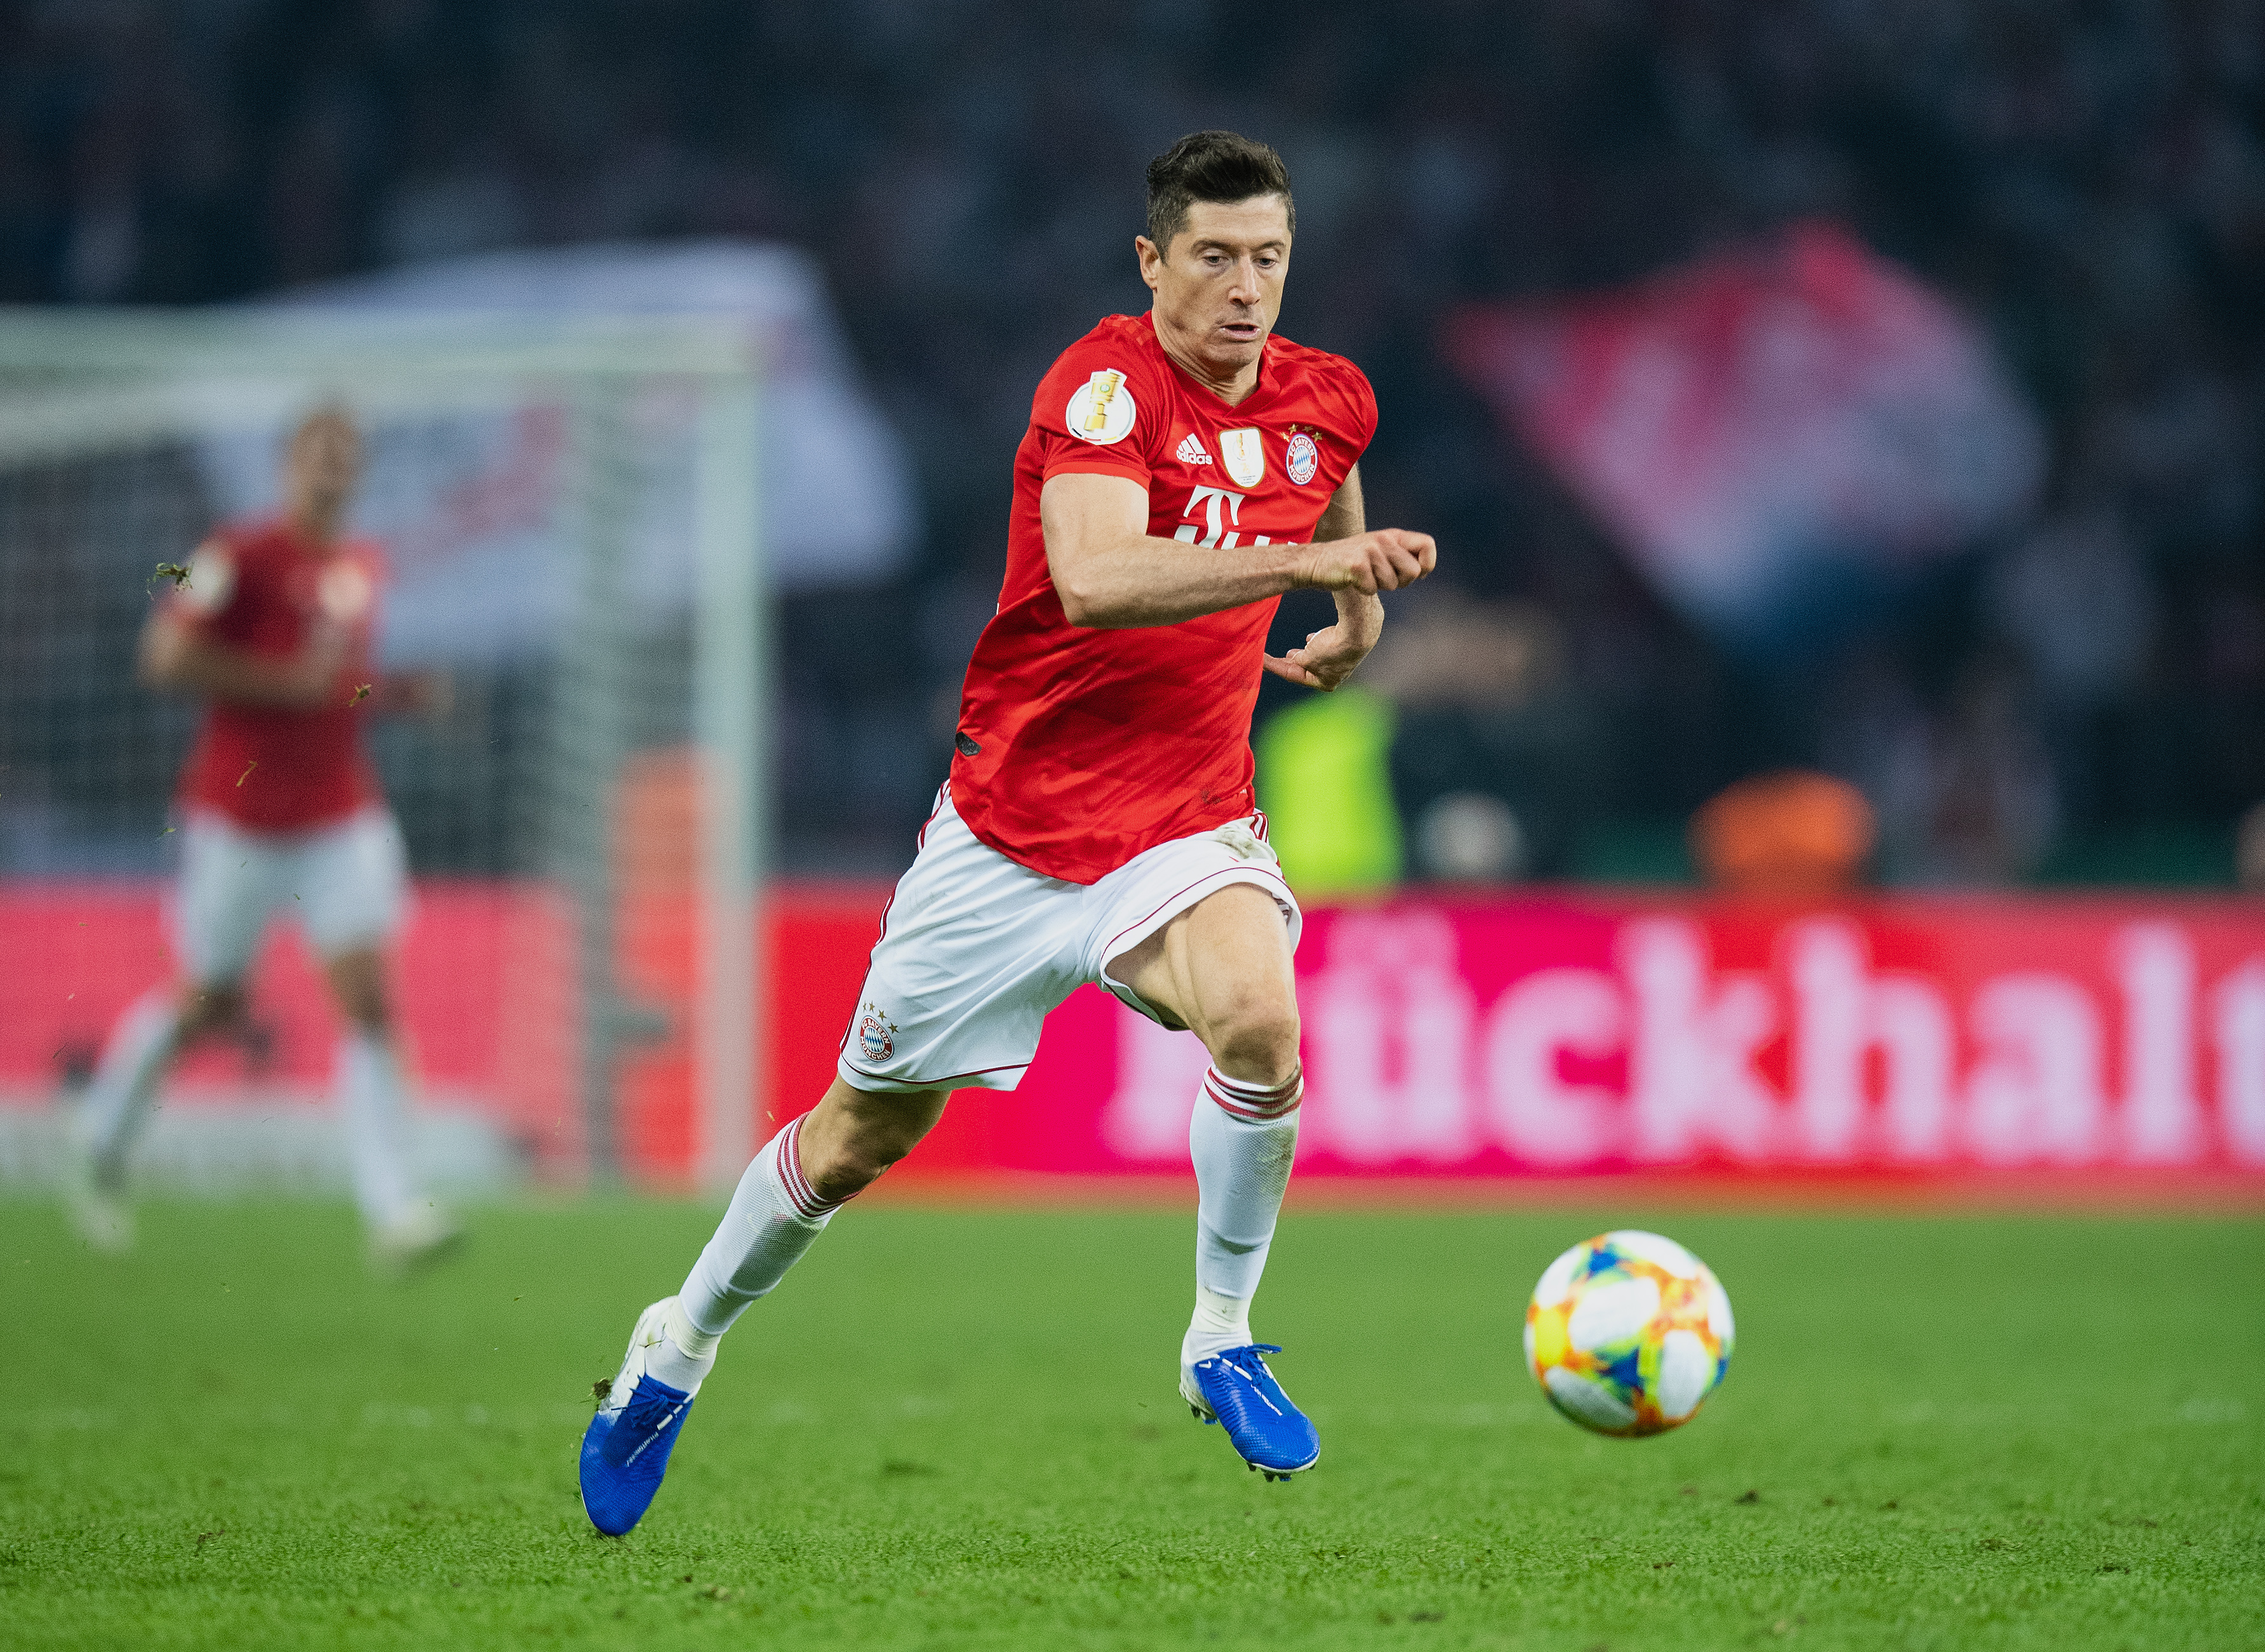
[1264,331,1375,403]
[338,534,389,578]
[1036,314,1168,396]
[1262,332,1377,445]
[1031,314,1168,447]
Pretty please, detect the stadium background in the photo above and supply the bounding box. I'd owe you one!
[1,8,2261,1651]
[3,0,2259,879]
[3,0,2260,1196]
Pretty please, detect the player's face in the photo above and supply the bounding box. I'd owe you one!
[1138,196,1291,376]
[286,415,361,524]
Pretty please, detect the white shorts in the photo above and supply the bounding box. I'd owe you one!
[173,806,410,985]
[838,789,1302,1094]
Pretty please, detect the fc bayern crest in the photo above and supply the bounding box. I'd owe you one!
[856,1002,897,1063]
[1286,431,1319,486]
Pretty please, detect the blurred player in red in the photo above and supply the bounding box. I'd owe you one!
[582,131,1437,1532]
[64,408,460,1274]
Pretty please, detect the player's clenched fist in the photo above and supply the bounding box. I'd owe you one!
[1295,528,1437,595]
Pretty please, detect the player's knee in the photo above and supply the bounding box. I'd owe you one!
[804,1086,944,1201]
[813,1138,904,1201]
[324,952,391,1032]
[1210,999,1302,1086]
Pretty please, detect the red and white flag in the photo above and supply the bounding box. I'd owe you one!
[1446,221,2043,649]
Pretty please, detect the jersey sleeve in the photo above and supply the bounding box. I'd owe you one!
[1351,364,1379,455]
[1030,336,1164,490]
[166,535,241,630]
[1336,361,1380,462]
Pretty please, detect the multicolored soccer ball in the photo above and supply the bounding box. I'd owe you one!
[1524,1230,1734,1437]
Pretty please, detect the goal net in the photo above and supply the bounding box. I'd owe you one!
[0,311,766,1195]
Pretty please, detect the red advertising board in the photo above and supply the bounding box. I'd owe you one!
[1002,896,2265,1182]
[5,883,2262,1190]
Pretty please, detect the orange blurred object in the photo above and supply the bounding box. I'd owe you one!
[1690,769,1876,895]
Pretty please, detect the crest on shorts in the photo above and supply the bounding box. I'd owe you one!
[1066,369,1137,445]
[1286,430,1319,486]
[856,1001,898,1063]
[1219,428,1265,488]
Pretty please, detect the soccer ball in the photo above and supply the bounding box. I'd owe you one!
[1524,1230,1734,1437]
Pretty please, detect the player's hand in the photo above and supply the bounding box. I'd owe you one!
[1295,529,1436,596]
[1264,620,1377,691]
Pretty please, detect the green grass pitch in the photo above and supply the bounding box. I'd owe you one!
[1,1196,2260,1649]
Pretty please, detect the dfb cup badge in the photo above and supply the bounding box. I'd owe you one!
[1286,431,1318,486]
[857,1003,897,1063]
[1219,427,1265,488]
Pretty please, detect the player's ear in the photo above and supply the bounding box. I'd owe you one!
[1135,236,1163,290]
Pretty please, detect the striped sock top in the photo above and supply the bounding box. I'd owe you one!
[773,1115,848,1221]
[1202,1065,1304,1122]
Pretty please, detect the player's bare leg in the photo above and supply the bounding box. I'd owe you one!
[66,976,250,1250]
[670,1077,945,1353]
[791,1079,952,1201]
[324,944,458,1274]
[581,1078,945,1533]
[1109,883,1319,1478]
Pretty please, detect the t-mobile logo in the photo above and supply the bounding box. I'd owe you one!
[1175,485,1271,550]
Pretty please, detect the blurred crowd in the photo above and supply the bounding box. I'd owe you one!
[3,0,2261,884]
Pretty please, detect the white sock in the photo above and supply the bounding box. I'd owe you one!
[337,1032,421,1229]
[639,1297,720,1394]
[79,990,180,1178]
[1182,1065,1302,1372]
[676,1114,846,1340]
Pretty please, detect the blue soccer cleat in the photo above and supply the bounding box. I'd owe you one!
[580,1300,697,1535]
[1181,1343,1320,1481]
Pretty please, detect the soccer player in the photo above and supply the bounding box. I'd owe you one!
[580,131,1436,1533]
[63,407,460,1274]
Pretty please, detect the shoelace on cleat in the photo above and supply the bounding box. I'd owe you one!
[1206,1343,1283,1369]
[611,1383,691,1467]
[1215,1358,1284,1417]
[1200,1346,1297,1418]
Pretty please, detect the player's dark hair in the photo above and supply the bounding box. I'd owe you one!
[1144,131,1295,255]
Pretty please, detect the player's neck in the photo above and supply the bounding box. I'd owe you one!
[1148,311,1261,406]
[287,503,344,551]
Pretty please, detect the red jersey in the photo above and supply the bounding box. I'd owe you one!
[170,517,385,832]
[951,313,1377,883]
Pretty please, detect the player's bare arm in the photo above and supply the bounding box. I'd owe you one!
[138,606,348,710]
[1043,469,1434,629]
[1262,463,1399,691]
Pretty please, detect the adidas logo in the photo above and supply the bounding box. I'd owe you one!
[1176,433,1212,465]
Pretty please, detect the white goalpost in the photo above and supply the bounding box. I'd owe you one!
[0,310,768,1194]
